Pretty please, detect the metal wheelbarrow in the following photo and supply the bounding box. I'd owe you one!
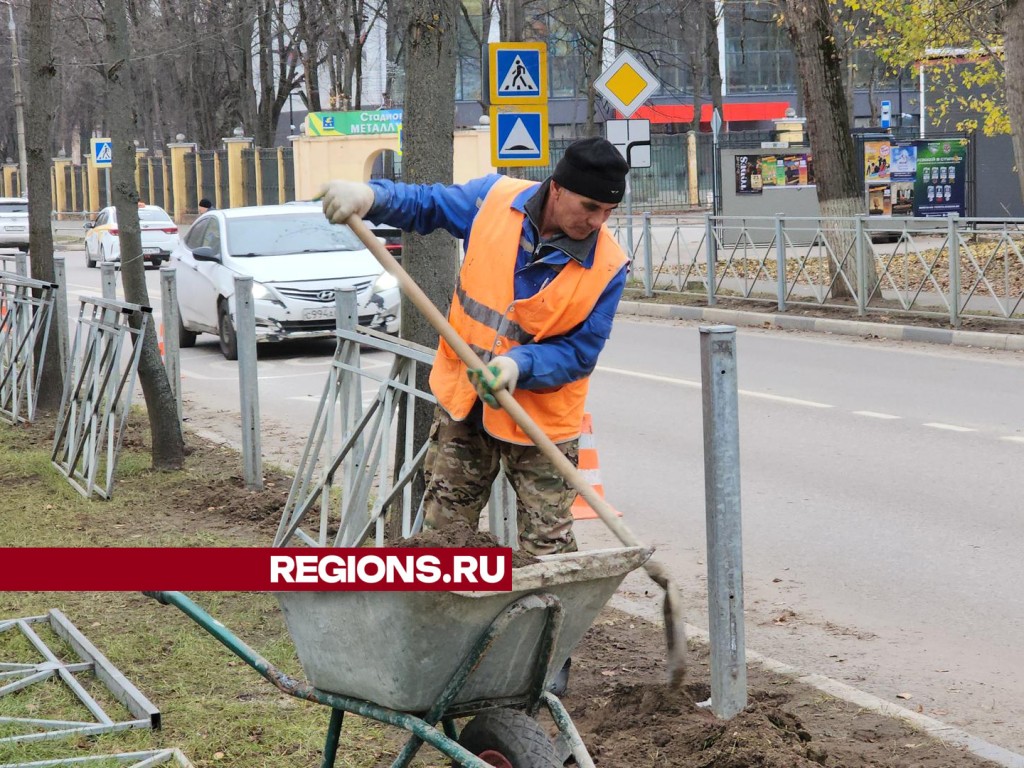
[146,545,651,768]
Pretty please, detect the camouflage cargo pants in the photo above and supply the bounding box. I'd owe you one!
[422,407,579,555]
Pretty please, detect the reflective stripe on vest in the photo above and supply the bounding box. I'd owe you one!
[428,176,627,445]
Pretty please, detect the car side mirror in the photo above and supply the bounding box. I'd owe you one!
[83,222,94,230]
[191,245,219,262]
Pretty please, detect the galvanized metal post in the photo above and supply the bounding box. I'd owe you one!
[14,250,27,277]
[699,325,747,720]
[234,276,262,490]
[642,211,653,298]
[100,263,117,300]
[625,177,634,260]
[488,473,518,549]
[335,287,363,495]
[948,214,961,328]
[774,214,786,312]
[855,216,867,316]
[160,267,182,426]
[335,287,358,336]
[53,255,69,374]
[705,213,717,306]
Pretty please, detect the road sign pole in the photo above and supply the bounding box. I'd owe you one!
[625,177,634,260]
[104,168,111,209]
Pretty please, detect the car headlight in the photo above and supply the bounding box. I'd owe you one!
[373,271,398,292]
[251,281,284,305]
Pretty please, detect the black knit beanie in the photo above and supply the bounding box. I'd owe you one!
[551,137,629,204]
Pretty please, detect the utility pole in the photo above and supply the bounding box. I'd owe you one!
[4,1,27,196]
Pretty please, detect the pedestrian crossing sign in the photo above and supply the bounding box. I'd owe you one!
[91,137,113,168]
[490,105,549,167]
[489,42,547,104]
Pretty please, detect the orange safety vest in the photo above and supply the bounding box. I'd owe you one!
[429,176,627,445]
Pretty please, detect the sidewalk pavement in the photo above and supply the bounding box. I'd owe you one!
[618,299,1024,352]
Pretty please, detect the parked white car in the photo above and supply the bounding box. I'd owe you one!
[0,197,30,252]
[170,203,400,359]
[84,204,180,268]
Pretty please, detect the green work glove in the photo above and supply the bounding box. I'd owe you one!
[466,355,519,408]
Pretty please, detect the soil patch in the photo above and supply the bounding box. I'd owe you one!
[402,516,540,567]
[0,419,1002,766]
[562,615,991,767]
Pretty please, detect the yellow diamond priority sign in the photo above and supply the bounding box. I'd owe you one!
[593,51,660,118]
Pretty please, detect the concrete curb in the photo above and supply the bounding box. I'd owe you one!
[618,300,1024,352]
[670,619,1024,768]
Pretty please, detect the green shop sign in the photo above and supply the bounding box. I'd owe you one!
[307,110,403,137]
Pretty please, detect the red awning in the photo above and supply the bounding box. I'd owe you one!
[623,101,792,124]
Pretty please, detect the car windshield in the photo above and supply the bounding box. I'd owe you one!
[226,213,363,257]
[139,208,172,222]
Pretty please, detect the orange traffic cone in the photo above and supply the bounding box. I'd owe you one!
[571,412,622,521]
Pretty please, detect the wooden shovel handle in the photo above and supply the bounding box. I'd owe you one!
[346,216,645,548]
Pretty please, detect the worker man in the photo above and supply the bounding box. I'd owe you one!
[319,137,630,556]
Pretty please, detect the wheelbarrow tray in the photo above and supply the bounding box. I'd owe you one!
[276,546,651,713]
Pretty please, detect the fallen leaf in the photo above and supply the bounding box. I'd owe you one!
[896,692,913,700]
[600,669,618,677]
[213,752,225,760]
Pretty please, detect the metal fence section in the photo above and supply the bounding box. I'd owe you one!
[197,150,217,207]
[0,749,196,767]
[619,213,1024,327]
[281,146,295,201]
[51,296,150,499]
[275,324,437,548]
[0,609,160,746]
[0,272,56,424]
[258,147,280,204]
[183,152,199,214]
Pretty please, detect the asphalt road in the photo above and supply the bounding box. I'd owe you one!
[59,252,1024,755]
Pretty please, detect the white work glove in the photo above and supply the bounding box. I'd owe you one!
[466,355,519,408]
[318,180,375,224]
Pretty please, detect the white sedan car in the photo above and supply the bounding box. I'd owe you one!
[171,203,400,359]
[0,197,30,251]
[84,204,181,268]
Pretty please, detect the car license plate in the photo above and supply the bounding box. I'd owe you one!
[5,226,25,232]
[302,308,335,321]
[143,247,160,254]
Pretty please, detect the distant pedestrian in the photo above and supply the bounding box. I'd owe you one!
[198,198,213,214]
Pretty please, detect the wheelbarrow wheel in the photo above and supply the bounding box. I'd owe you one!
[456,708,561,768]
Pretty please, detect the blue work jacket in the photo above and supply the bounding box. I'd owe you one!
[367,174,627,390]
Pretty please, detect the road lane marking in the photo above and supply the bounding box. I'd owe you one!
[853,411,901,420]
[597,365,834,408]
[1000,436,1024,444]
[923,422,976,433]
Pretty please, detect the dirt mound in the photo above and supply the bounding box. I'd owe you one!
[563,614,986,767]
[584,681,824,767]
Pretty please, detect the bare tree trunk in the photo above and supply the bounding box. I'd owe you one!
[705,0,723,118]
[783,0,873,299]
[103,0,185,470]
[389,0,459,538]
[1003,0,1024,203]
[27,0,63,413]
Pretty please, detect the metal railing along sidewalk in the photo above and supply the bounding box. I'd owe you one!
[616,213,1024,329]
